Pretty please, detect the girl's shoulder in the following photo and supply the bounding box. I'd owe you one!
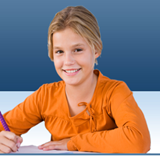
[97,69,128,90]
[35,80,65,95]
[96,70,132,100]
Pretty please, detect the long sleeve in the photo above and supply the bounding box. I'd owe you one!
[67,82,151,153]
[0,85,44,136]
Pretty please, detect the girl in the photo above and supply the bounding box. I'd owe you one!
[0,6,150,153]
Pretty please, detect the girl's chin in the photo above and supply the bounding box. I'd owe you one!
[63,79,81,86]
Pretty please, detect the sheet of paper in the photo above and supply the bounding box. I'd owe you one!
[11,145,96,154]
[11,145,74,154]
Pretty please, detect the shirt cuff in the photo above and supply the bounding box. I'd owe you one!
[67,140,78,151]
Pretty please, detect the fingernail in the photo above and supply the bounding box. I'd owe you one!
[17,142,20,148]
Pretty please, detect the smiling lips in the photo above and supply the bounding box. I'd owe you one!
[62,68,81,72]
[63,68,81,76]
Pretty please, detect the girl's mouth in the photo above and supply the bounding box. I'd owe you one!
[63,68,81,76]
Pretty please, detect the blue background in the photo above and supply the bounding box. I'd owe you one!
[0,0,160,91]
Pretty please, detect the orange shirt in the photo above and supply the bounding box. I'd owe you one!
[0,69,151,153]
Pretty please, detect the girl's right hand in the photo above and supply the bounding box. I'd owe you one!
[0,131,23,153]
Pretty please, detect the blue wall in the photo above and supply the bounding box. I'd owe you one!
[0,0,159,91]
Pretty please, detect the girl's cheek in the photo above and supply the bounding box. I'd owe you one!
[54,58,62,67]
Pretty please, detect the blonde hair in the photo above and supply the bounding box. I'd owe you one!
[48,6,103,65]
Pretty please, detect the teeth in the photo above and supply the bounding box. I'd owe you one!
[65,69,79,73]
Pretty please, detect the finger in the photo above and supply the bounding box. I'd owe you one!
[0,133,19,152]
[1,131,22,150]
[38,141,62,149]
[18,136,23,144]
[0,143,12,153]
[16,136,23,148]
[1,139,18,152]
[1,131,17,143]
[43,144,66,151]
[0,150,4,154]
[38,141,58,148]
[38,141,51,149]
[42,144,57,151]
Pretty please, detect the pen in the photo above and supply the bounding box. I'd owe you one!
[0,111,10,131]
[0,111,19,151]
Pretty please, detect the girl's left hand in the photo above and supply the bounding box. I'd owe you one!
[38,138,70,151]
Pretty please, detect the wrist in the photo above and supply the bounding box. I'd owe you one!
[67,139,77,151]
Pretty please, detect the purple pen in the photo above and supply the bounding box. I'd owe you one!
[0,111,19,151]
[0,111,10,131]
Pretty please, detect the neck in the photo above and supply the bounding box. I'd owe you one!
[65,71,97,102]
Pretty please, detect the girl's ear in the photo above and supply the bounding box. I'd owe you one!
[95,51,100,59]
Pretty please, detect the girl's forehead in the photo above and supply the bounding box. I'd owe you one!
[53,29,88,47]
[53,28,83,41]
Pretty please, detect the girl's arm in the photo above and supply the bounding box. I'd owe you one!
[67,82,151,153]
[0,85,44,136]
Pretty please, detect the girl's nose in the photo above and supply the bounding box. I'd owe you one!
[64,53,75,65]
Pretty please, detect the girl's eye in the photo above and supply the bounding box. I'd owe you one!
[55,49,82,54]
[75,49,82,52]
[55,50,63,54]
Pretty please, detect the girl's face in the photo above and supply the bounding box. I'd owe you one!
[53,27,99,86]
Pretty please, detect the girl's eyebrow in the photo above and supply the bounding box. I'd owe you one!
[53,43,85,50]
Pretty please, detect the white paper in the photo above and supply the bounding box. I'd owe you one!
[10,145,96,154]
[11,145,74,154]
